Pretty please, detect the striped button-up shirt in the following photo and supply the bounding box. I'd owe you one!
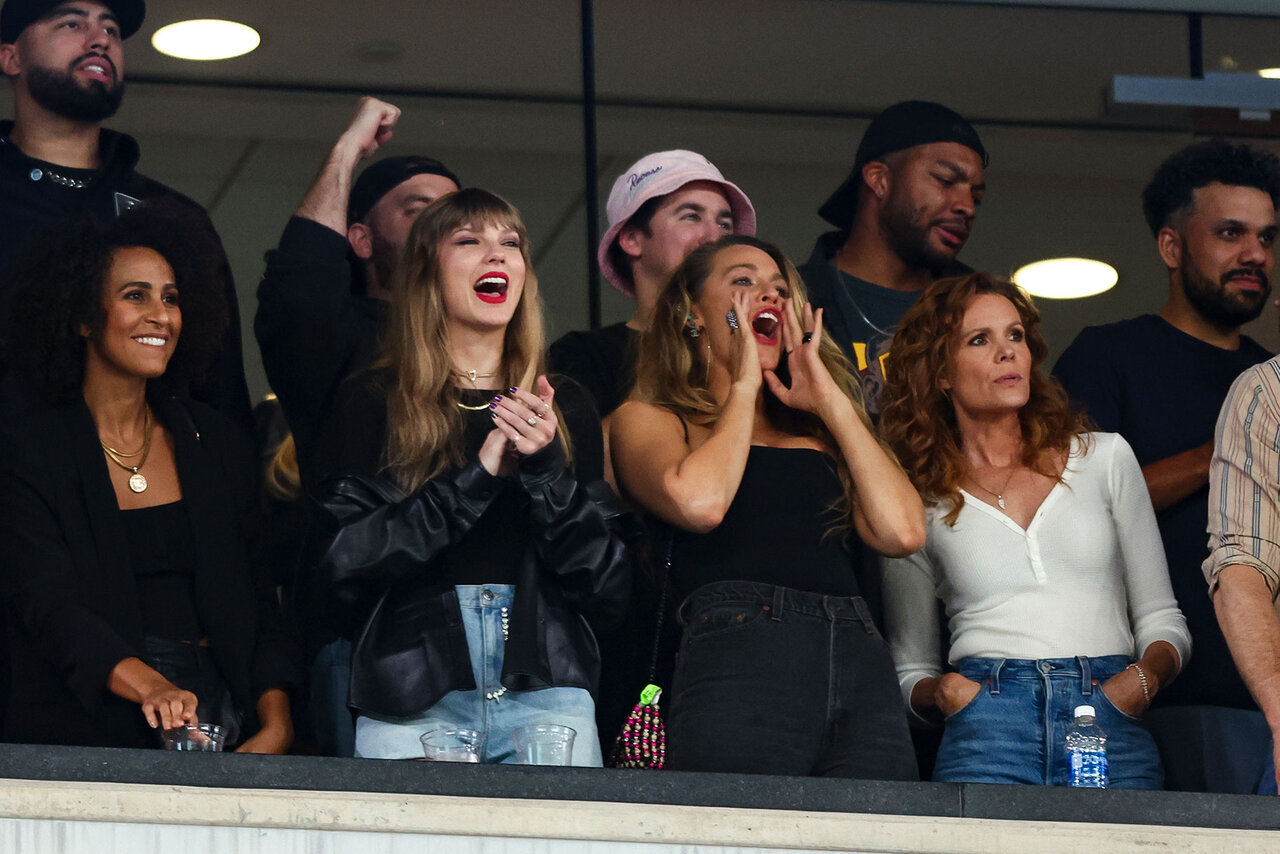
[1206,357,1280,599]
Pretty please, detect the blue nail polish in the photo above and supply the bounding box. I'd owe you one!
[489,402,497,410]
[492,395,502,402]
[508,387,518,394]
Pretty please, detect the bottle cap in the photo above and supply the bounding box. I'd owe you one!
[1074,705,1095,718]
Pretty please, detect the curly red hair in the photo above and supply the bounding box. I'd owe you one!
[879,272,1089,525]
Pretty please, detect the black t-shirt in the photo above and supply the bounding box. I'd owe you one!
[1053,313,1272,709]
[549,321,636,417]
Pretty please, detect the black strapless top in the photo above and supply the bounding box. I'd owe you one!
[669,446,861,600]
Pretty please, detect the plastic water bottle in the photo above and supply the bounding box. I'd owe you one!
[1066,705,1108,788]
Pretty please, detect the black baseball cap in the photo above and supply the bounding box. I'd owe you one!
[818,100,987,232]
[348,155,461,224]
[1,0,145,43]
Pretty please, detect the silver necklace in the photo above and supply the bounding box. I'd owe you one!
[36,167,92,189]
[834,269,896,339]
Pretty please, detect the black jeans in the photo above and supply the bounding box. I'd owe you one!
[143,636,243,746]
[668,581,917,779]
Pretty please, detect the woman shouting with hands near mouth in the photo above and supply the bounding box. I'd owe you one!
[610,234,924,778]
[316,189,630,763]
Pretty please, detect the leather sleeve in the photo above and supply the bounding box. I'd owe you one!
[317,462,505,608]
[518,441,635,631]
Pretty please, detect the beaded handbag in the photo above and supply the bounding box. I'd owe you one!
[608,540,670,769]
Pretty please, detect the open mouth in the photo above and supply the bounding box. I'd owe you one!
[751,309,780,344]
[76,56,114,85]
[474,272,509,304]
[134,336,167,347]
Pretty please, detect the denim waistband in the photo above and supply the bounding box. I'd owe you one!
[957,655,1134,694]
[679,580,874,631]
[453,584,516,609]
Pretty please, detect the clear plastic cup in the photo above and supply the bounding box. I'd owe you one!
[512,724,576,766]
[161,723,225,752]
[420,728,483,762]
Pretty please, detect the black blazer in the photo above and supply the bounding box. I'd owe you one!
[0,396,296,748]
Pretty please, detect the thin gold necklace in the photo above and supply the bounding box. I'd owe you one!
[454,367,500,411]
[968,463,1018,511]
[101,408,153,493]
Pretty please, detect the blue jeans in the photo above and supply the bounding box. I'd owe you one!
[934,655,1163,789]
[354,585,602,764]
[668,581,917,779]
[309,638,355,758]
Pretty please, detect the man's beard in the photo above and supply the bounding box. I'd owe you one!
[1181,240,1271,328]
[26,63,124,123]
[879,197,957,275]
[366,229,400,298]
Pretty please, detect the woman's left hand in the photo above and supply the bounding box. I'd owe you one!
[1100,667,1149,718]
[490,375,558,457]
[764,301,844,419]
[235,687,293,754]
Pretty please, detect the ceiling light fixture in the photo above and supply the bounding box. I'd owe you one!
[152,19,260,61]
[1012,258,1118,300]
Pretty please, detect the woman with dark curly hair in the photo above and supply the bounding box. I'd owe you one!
[609,234,924,778]
[0,202,296,751]
[878,271,1190,788]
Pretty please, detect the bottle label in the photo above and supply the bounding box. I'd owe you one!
[1069,748,1108,787]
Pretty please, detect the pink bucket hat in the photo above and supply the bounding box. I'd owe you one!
[597,150,757,296]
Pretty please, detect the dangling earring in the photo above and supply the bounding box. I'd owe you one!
[684,314,701,339]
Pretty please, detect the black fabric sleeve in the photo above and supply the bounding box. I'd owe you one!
[254,217,360,457]
[0,462,138,714]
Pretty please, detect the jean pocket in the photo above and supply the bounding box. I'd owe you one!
[942,683,987,723]
[683,601,771,642]
[1092,682,1144,724]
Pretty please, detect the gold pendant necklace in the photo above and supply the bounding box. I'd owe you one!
[101,408,153,493]
[454,367,500,411]
[968,464,1018,511]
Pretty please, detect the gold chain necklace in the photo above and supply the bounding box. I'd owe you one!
[454,368,500,411]
[967,463,1018,511]
[101,408,154,493]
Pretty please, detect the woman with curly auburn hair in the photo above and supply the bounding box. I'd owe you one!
[0,203,296,752]
[878,271,1190,788]
[610,234,924,778]
[315,188,630,764]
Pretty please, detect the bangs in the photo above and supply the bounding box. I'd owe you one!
[418,187,528,248]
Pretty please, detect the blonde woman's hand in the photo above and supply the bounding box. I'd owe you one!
[933,672,983,717]
[764,301,844,418]
[490,375,559,457]
[728,289,762,393]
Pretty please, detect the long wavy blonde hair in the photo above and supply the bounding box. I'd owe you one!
[879,271,1090,526]
[633,234,884,531]
[379,188,562,492]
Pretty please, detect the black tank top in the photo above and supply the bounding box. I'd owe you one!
[670,446,862,601]
[121,500,203,641]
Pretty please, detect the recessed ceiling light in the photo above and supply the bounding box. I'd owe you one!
[1012,258,1118,299]
[152,19,260,61]
[1260,69,1280,79]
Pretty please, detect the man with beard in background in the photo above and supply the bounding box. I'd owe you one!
[1055,139,1280,794]
[799,100,986,415]
[0,0,251,428]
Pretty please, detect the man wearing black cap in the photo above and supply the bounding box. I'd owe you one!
[256,96,459,493]
[799,100,987,415]
[254,98,458,758]
[0,0,251,428]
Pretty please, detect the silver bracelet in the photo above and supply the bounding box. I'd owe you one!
[1127,663,1151,705]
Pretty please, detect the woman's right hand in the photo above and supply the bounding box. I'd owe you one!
[728,290,762,392]
[108,657,200,730]
[933,672,982,717]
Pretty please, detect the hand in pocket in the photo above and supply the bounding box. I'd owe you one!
[934,672,982,717]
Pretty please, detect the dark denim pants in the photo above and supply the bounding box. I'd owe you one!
[143,635,242,747]
[934,655,1162,789]
[667,581,917,779]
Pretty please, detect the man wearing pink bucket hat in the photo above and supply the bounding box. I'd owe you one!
[551,149,755,417]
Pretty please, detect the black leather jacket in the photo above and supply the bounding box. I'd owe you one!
[319,440,632,718]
